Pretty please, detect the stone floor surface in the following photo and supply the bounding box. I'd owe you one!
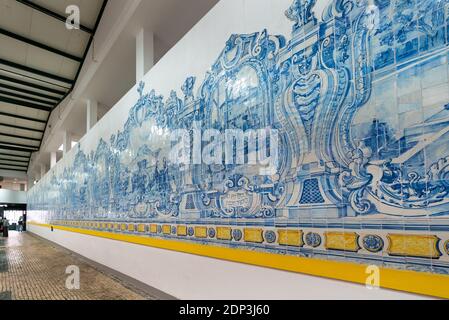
[0,231,157,300]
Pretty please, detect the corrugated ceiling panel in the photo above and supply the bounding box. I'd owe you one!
[29,9,86,57]
[0,0,107,173]
[32,0,102,29]
[0,0,33,35]
[0,35,28,64]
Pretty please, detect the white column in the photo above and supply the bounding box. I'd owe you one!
[27,174,34,189]
[34,171,40,182]
[40,164,47,179]
[86,99,98,131]
[63,131,72,155]
[50,152,57,168]
[136,28,154,82]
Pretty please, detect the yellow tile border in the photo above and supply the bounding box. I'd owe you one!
[162,225,171,235]
[324,232,360,252]
[194,226,207,238]
[177,226,187,237]
[278,229,304,247]
[387,234,442,259]
[150,224,158,234]
[243,228,264,243]
[216,227,232,240]
[28,222,449,299]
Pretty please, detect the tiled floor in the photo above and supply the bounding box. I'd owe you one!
[0,231,158,300]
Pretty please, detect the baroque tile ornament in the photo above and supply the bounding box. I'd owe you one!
[29,0,449,278]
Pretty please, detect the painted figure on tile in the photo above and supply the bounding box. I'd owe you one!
[132,159,149,202]
[285,0,318,32]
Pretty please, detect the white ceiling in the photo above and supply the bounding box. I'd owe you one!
[0,0,106,175]
[60,0,219,140]
[81,0,219,111]
[0,0,92,80]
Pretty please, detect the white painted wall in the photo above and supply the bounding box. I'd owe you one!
[0,190,26,204]
[28,224,429,299]
[0,182,24,192]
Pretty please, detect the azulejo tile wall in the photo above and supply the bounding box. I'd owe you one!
[29,0,449,275]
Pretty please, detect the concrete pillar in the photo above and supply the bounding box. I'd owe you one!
[86,99,98,131]
[40,164,47,179]
[33,171,40,182]
[27,174,34,189]
[50,152,57,168]
[63,131,72,155]
[136,28,154,82]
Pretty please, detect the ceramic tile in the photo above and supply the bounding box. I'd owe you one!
[27,0,449,277]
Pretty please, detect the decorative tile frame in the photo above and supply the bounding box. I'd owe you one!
[28,0,449,297]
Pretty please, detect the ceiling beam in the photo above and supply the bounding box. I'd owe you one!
[15,0,94,34]
[0,162,28,168]
[70,0,108,90]
[0,132,41,142]
[0,82,60,102]
[0,167,28,172]
[0,58,74,85]
[0,90,56,107]
[0,152,30,160]
[0,204,28,210]
[0,111,47,124]
[0,74,66,96]
[0,96,52,112]
[0,167,28,173]
[24,0,109,173]
[0,141,39,151]
[0,123,44,133]
[54,0,109,121]
[0,158,29,164]
[0,145,33,153]
[0,27,82,62]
